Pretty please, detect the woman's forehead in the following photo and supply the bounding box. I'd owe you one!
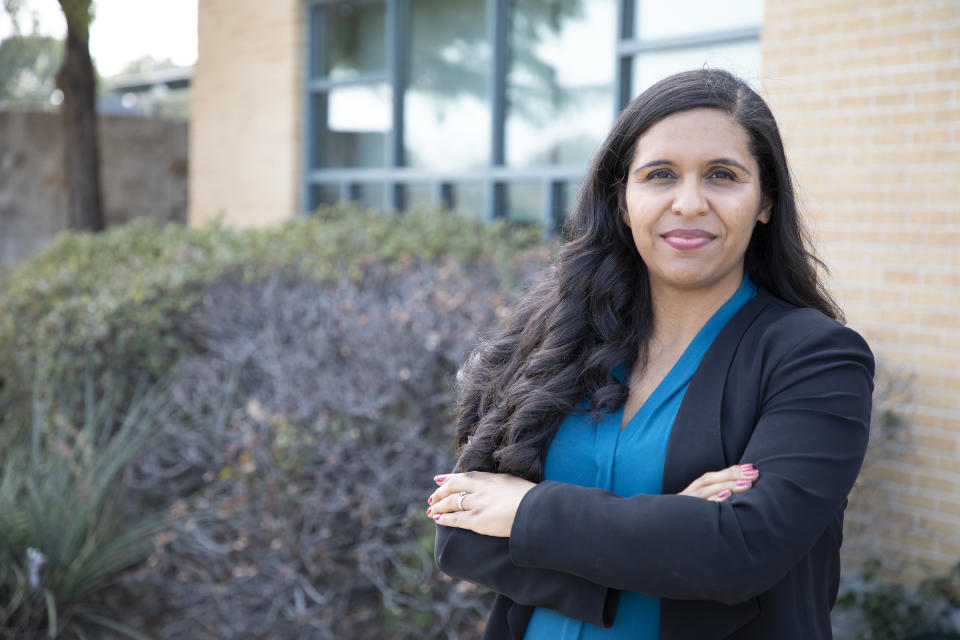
[632,108,753,162]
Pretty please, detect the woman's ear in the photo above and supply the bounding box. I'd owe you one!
[617,189,632,229]
[757,196,772,224]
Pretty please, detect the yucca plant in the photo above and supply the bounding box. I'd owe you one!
[0,363,170,639]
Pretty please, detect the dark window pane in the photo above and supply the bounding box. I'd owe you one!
[311,85,391,168]
[506,182,542,224]
[314,1,387,79]
[405,0,491,169]
[404,183,436,210]
[352,183,386,210]
[507,0,616,167]
[453,183,487,221]
[310,184,342,211]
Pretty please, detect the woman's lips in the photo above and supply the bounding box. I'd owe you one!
[661,229,715,250]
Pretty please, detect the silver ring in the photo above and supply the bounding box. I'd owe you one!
[456,491,467,511]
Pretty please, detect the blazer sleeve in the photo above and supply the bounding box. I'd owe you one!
[508,320,874,606]
[434,521,620,626]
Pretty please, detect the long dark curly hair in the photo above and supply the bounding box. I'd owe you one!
[453,68,842,482]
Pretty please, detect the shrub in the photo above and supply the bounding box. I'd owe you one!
[0,367,170,639]
[107,250,550,639]
[0,205,541,441]
[834,558,960,640]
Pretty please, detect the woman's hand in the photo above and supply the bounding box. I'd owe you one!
[427,472,536,537]
[679,463,759,501]
[426,464,757,536]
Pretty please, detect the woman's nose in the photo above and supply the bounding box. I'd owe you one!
[671,178,709,217]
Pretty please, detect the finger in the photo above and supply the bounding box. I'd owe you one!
[429,470,490,505]
[429,491,469,516]
[432,509,467,529]
[428,472,468,505]
[680,464,757,498]
[708,489,733,502]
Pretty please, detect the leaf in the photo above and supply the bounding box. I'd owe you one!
[43,588,57,638]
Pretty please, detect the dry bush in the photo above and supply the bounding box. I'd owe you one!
[105,251,550,639]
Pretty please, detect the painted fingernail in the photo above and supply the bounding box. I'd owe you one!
[432,515,441,521]
[427,496,433,504]
[426,508,432,516]
[434,475,448,484]
[735,479,752,486]
[717,489,732,498]
[739,463,754,470]
[742,469,759,477]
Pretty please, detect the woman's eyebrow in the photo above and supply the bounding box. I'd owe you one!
[710,157,752,174]
[633,160,673,176]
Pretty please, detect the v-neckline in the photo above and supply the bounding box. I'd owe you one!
[619,339,697,431]
[617,275,758,432]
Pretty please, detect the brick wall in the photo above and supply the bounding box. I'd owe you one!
[762,0,960,578]
[189,0,303,228]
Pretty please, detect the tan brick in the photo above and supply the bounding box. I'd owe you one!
[898,492,938,510]
[940,456,960,475]
[940,538,960,558]
[899,530,937,551]
[922,313,960,329]
[932,108,960,124]
[913,432,958,453]
[916,5,960,23]
[897,28,936,46]
[917,515,957,537]
[901,331,941,347]
[935,66,960,83]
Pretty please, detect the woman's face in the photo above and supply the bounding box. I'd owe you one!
[623,107,771,298]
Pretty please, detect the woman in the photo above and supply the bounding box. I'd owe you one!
[427,69,874,640]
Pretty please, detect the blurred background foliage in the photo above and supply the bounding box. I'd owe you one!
[0,205,546,638]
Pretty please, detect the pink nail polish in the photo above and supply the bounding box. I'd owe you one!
[739,463,754,470]
[735,479,752,486]
[742,469,759,477]
[427,496,433,505]
[717,489,732,498]
[434,475,448,484]
[432,515,441,521]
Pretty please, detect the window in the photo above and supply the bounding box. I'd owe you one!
[304,0,763,230]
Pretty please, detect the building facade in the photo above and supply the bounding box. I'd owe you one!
[190,0,960,578]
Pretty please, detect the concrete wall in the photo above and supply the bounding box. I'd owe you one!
[189,0,304,229]
[762,0,960,578]
[0,110,188,266]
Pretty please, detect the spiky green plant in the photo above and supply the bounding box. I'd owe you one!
[0,364,169,639]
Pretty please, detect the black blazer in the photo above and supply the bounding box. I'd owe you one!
[435,290,875,640]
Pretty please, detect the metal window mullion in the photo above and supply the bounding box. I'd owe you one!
[303,4,322,214]
[307,73,391,91]
[614,0,633,113]
[487,0,508,220]
[388,0,409,211]
[618,26,762,56]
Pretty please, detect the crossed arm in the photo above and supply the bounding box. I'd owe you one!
[428,321,873,619]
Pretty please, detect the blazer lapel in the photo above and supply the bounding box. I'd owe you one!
[661,290,773,494]
[658,290,773,640]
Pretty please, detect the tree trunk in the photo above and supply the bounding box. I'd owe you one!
[56,0,103,232]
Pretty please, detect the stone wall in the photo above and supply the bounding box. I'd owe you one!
[762,0,960,579]
[0,110,188,266]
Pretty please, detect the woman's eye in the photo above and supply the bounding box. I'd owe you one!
[708,168,736,180]
[647,169,673,180]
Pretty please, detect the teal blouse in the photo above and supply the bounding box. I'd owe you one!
[522,274,757,640]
